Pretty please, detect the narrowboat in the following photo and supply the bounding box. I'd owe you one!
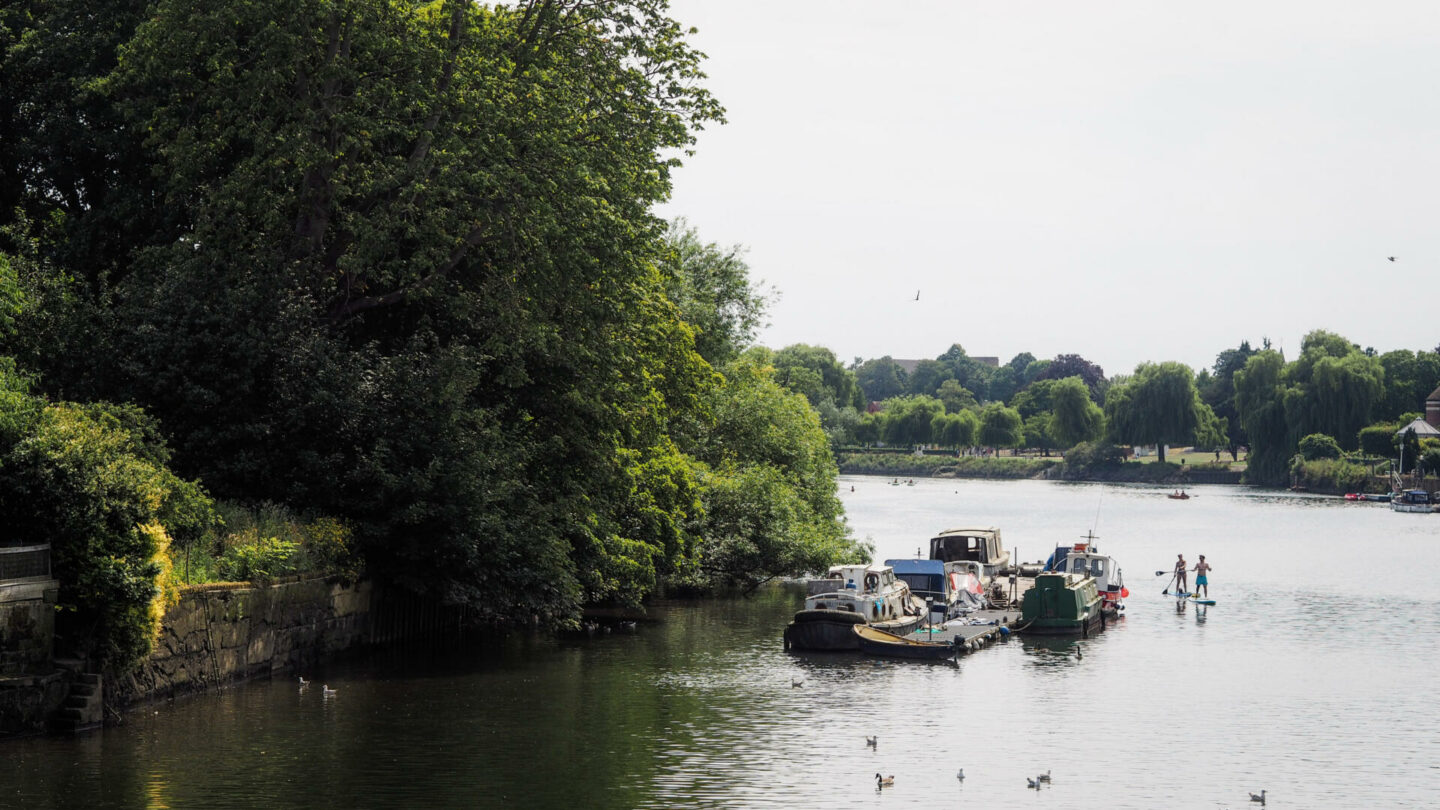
[783,564,926,651]
[1019,572,1105,636]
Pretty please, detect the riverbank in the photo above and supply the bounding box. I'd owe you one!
[835,452,1243,485]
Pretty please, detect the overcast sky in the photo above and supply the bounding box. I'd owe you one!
[656,1,1440,379]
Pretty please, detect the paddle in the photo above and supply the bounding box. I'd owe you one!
[1161,572,1177,595]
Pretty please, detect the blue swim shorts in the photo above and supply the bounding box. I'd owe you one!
[1196,575,1208,586]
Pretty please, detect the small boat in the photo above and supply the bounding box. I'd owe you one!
[1019,572,1105,636]
[784,564,927,651]
[927,526,1012,589]
[1343,492,1365,501]
[854,624,958,661]
[885,557,986,623]
[1042,535,1126,616]
[1363,493,1393,503]
[1390,489,1437,513]
[1167,490,1190,500]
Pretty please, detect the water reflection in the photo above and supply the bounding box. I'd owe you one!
[12,479,1440,809]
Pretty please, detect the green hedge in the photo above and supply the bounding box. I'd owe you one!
[836,452,1055,479]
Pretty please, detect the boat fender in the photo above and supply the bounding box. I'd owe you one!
[998,626,1011,637]
[864,573,879,591]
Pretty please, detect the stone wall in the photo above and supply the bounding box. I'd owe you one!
[0,580,59,676]
[113,578,375,705]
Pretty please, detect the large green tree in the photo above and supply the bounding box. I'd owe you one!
[1104,362,1214,463]
[2,0,734,625]
[659,219,768,367]
[1049,376,1105,448]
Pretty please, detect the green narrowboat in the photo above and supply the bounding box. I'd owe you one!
[1019,572,1105,636]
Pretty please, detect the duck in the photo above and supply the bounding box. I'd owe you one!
[1027,777,1040,790]
[955,768,964,782]
[322,684,337,696]
[791,677,804,688]
[875,774,894,788]
[865,735,878,748]
[1038,769,1051,783]
[298,676,309,686]
[1249,789,1266,804]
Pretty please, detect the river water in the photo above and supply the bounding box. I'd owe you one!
[9,477,1440,809]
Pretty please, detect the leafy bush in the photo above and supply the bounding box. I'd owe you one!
[1058,441,1126,474]
[1298,433,1342,461]
[1288,457,1373,494]
[216,532,301,582]
[1357,424,1397,457]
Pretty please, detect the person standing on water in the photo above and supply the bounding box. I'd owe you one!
[1192,555,1212,598]
[1174,554,1188,594]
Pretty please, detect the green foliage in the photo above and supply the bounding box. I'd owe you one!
[853,356,908,402]
[1059,441,1126,473]
[0,395,215,673]
[1297,433,1342,461]
[1377,350,1440,420]
[1105,362,1208,463]
[877,395,945,446]
[1358,424,1398,458]
[836,452,1056,479]
[931,410,978,449]
[1234,350,1291,485]
[1287,457,1373,495]
[660,219,768,367]
[1048,376,1105,448]
[1022,413,1053,453]
[935,379,977,413]
[978,403,1024,449]
[217,534,302,582]
[1420,445,1440,477]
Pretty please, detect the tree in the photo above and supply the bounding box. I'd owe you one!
[2,0,734,627]
[1104,362,1205,463]
[1234,350,1291,484]
[1298,433,1342,461]
[1023,412,1053,455]
[853,357,908,402]
[978,403,1024,450]
[935,379,977,413]
[659,219,769,367]
[932,410,978,449]
[1037,354,1107,401]
[878,395,945,447]
[1283,332,1384,451]
[770,344,863,411]
[907,359,953,398]
[1358,424,1398,458]
[1049,376,1105,448]
[1377,349,1440,421]
[1199,340,1257,457]
[937,344,994,401]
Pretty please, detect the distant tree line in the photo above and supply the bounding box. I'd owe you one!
[756,333,1440,485]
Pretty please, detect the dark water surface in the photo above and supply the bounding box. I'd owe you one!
[10,477,1440,808]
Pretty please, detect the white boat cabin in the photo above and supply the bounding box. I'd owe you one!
[804,564,912,623]
[928,527,1011,581]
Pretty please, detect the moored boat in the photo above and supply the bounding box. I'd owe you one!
[1019,572,1105,636]
[1043,535,1126,615]
[854,624,959,661]
[927,526,1011,591]
[885,557,986,623]
[783,564,927,651]
[1390,489,1437,513]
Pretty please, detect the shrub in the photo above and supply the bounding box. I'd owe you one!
[1288,456,1372,493]
[1298,433,1342,461]
[216,532,301,581]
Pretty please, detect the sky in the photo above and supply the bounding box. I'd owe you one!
[655,0,1440,379]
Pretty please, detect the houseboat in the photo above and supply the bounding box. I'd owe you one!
[1042,535,1126,615]
[1391,489,1437,513]
[1019,572,1105,636]
[783,564,927,651]
[927,527,1011,589]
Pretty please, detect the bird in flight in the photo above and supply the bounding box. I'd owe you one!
[1388,256,1396,262]
[914,290,920,301]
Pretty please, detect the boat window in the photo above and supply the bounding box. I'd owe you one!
[1091,560,1105,577]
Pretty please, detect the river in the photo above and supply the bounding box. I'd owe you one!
[9,477,1439,808]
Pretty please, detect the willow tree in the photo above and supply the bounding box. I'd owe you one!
[2,1,729,624]
[1049,375,1105,449]
[1105,362,1216,463]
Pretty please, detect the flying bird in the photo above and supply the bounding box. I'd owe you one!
[914,290,920,301]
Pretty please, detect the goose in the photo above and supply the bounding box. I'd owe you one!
[791,678,804,688]
[1027,777,1040,789]
[1249,789,1266,804]
[1038,769,1051,783]
[865,735,878,748]
[298,676,309,686]
[875,774,894,787]
[955,768,964,782]
[322,684,337,696]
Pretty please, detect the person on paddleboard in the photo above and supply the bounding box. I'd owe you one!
[1192,555,1211,598]
[1174,554,1188,594]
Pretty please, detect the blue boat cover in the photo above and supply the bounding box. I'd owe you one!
[884,559,945,575]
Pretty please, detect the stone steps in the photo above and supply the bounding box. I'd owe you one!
[50,670,103,734]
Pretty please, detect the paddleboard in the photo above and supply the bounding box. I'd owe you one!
[1189,597,1216,605]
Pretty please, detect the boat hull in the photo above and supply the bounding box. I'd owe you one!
[854,625,957,660]
[784,610,924,651]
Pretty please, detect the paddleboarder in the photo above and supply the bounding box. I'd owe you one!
[1192,555,1212,598]
[1174,554,1188,594]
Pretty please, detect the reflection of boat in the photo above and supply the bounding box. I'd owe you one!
[886,557,986,623]
[927,527,1011,588]
[783,564,926,651]
[1390,489,1438,513]
[854,625,958,661]
[1042,535,1125,615]
[1019,572,1105,636]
